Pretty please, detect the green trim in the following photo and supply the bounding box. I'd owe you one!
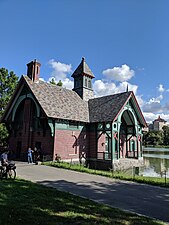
[12,93,40,121]
[48,119,55,136]
[54,120,85,131]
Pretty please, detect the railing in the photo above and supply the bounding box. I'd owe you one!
[97,152,111,160]
[127,150,138,158]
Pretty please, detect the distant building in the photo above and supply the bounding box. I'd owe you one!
[148,116,167,131]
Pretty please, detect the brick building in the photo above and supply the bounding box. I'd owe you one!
[1,58,147,169]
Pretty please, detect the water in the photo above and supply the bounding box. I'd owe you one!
[142,147,169,178]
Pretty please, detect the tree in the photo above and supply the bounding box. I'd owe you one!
[49,78,56,85]
[162,126,169,145]
[57,80,63,87]
[0,68,18,146]
[143,130,163,146]
[49,78,63,87]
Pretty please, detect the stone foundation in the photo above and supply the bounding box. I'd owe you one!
[112,158,144,171]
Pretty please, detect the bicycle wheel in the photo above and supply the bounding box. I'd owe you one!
[7,168,16,180]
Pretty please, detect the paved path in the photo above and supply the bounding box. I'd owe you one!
[16,162,169,223]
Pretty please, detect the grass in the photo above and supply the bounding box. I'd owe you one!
[0,179,166,225]
[43,161,169,188]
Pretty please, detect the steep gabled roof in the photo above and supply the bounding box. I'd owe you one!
[71,57,95,78]
[153,115,166,123]
[23,76,89,122]
[88,91,147,126]
[88,91,132,123]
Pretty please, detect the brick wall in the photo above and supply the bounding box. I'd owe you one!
[54,129,89,161]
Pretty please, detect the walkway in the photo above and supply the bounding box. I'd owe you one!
[16,162,169,223]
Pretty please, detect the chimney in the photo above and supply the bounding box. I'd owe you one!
[27,59,41,82]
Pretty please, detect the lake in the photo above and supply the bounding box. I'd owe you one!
[142,147,169,178]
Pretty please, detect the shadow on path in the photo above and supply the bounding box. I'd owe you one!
[37,179,169,223]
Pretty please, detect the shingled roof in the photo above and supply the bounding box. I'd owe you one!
[71,57,95,78]
[24,76,135,124]
[24,76,89,122]
[88,91,133,123]
[2,75,145,126]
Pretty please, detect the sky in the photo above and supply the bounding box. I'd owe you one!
[0,0,169,123]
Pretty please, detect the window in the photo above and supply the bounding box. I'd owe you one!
[88,80,91,88]
[85,78,87,87]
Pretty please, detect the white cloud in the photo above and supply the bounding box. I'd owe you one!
[39,77,45,82]
[143,112,169,124]
[62,78,74,89]
[143,101,163,113]
[48,76,74,89]
[48,59,73,89]
[149,95,163,103]
[93,80,138,97]
[102,64,134,82]
[143,112,158,124]
[142,95,163,113]
[48,59,72,79]
[157,84,165,93]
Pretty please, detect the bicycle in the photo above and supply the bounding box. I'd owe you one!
[0,161,16,180]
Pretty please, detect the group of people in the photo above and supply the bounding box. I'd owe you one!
[27,147,42,164]
[0,147,42,167]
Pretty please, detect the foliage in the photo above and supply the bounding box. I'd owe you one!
[0,124,8,147]
[162,126,169,145]
[49,78,56,85]
[57,80,63,87]
[143,130,164,146]
[49,79,63,87]
[0,68,18,146]
[0,179,165,225]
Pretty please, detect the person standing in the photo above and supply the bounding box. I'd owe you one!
[1,150,9,167]
[27,147,33,164]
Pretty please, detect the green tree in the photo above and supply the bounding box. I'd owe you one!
[49,78,56,85]
[162,126,169,145]
[143,130,164,146]
[0,68,18,146]
[57,80,63,87]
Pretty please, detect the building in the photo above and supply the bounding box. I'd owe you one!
[153,116,167,131]
[1,58,147,170]
[148,116,167,131]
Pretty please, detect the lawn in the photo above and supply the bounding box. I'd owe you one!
[43,161,169,188]
[0,179,166,225]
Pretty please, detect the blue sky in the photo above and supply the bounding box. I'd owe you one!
[0,0,169,123]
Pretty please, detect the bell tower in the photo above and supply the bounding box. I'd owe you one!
[72,57,94,101]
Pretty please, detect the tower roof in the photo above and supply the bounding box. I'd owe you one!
[154,115,167,123]
[71,57,95,78]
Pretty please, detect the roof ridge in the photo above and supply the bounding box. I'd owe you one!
[89,91,132,101]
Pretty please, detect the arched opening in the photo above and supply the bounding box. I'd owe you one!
[119,110,138,158]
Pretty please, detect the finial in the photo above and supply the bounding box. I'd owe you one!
[82,57,85,62]
[126,84,129,92]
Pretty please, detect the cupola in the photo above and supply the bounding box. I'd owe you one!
[71,57,94,101]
